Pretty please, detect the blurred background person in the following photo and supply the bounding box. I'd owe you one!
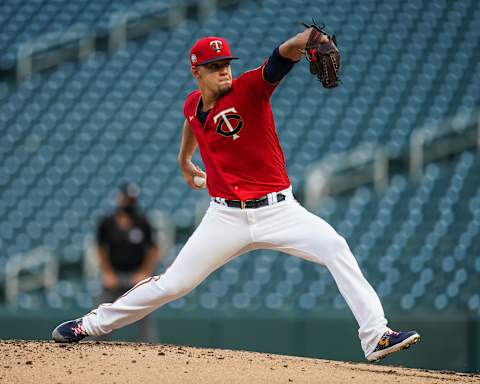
[96,182,160,342]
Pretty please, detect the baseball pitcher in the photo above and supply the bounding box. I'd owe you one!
[52,25,419,362]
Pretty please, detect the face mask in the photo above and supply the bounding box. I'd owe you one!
[118,204,136,216]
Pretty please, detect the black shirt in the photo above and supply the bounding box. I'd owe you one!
[96,213,155,272]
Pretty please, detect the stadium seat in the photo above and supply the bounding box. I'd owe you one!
[1,0,479,314]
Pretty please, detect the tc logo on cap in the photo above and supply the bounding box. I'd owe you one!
[210,40,223,52]
[189,36,238,67]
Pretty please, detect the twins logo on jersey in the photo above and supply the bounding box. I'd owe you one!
[213,107,243,140]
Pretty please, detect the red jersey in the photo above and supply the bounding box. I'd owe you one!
[183,63,290,200]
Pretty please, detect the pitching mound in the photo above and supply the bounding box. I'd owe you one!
[1,340,478,383]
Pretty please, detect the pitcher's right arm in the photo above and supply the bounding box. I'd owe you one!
[178,119,206,189]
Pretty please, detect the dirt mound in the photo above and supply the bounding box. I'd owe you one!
[1,340,478,384]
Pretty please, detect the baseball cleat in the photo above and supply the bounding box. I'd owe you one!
[52,318,89,343]
[367,330,420,362]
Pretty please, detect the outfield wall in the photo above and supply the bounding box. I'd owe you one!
[0,309,478,373]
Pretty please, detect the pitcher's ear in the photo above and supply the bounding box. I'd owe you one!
[191,66,200,79]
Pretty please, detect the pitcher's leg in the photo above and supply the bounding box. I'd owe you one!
[82,205,251,337]
[94,286,123,341]
[317,234,388,356]
[256,200,388,356]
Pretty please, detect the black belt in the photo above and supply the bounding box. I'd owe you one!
[215,193,286,209]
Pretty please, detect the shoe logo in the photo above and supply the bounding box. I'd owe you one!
[378,338,390,348]
[72,323,86,337]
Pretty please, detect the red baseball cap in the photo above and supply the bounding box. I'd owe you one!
[190,36,239,67]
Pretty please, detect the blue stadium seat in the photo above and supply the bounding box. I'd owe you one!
[1,0,479,314]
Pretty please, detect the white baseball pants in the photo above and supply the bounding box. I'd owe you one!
[82,187,388,356]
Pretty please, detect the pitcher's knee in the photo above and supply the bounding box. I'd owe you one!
[326,234,351,258]
[156,275,196,299]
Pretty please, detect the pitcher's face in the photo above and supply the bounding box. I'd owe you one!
[193,60,233,97]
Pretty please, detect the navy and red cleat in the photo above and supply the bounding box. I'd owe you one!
[367,330,420,362]
[52,318,89,343]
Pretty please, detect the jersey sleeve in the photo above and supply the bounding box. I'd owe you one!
[183,90,201,119]
[238,61,280,100]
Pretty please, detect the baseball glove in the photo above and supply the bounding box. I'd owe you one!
[301,20,340,88]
